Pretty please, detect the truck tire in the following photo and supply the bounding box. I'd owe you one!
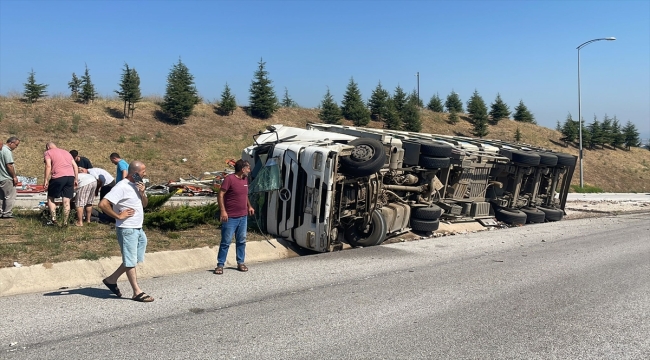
[344,210,388,247]
[520,207,546,224]
[418,155,450,169]
[500,149,541,166]
[412,205,442,220]
[494,207,527,225]
[419,141,453,157]
[339,138,387,177]
[538,206,564,222]
[410,218,440,232]
[537,152,558,167]
[554,152,577,167]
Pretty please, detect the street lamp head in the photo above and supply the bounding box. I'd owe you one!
[605,37,616,41]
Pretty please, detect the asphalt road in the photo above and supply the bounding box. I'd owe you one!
[2,213,650,359]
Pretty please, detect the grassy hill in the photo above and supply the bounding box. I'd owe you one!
[1,96,649,193]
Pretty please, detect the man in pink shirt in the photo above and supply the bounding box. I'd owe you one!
[43,142,78,225]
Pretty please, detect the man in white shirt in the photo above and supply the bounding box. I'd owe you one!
[74,172,97,227]
[80,167,115,200]
[98,160,154,302]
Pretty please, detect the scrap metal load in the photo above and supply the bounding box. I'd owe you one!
[243,124,576,253]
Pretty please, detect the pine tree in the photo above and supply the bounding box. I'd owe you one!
[127,68,142,117]
[79,64,97,104]
[600,114,613,146]
[383,99,401,130]
[489,93,510,124]
[402,95,421,132]
[392,85,408,115]
[555,120,562,132]
[514,127,522,142]
[367,81,390,122]
[448,110,460,124]
[513,100,535,124]
[470,98,489,138]
[622,121,641,150]
[426,93,444,112]
[560,113,578,146]
[466,89,488,125]
[281,87,297,108]
[445,91,463,113]
[68,72,82,100]
[115,64,132,117]
[341,77,370,126]
[23,69,48,104]
[249,58,279,119]
[217,83,237,116]
[318,88,342,125]
[161,59,200,124]
[587,117,602,149]
[115,63,142,118]
[408,90,423,108]
[610,116,625,148]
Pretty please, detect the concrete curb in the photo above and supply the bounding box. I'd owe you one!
[0,240,299,297]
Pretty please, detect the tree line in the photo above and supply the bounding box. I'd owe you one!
[19,60,644,148]
[557,113,641,151]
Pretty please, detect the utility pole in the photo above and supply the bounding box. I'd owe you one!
[416,72,420,106]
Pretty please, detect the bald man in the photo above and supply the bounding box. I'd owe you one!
[43,142,78,225]
[99,160,154,303]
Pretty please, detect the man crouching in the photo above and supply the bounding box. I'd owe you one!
[98,160,154,302]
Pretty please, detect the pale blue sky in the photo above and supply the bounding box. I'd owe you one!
[1,0,648,139]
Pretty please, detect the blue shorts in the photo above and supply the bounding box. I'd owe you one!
[116,227,147,267]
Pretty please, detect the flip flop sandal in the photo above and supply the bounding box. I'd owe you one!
[132,292,154,302]
[214,267,224,275]
[102,278,122,297]
[237,264,248,272]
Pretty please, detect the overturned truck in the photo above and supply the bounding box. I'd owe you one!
[243,123,576,253]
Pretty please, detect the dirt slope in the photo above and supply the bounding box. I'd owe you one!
[1,97,648,192]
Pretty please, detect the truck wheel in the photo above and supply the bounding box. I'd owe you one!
[410,218,440,232]
[418,155,450,169]
[339,138,386,177]
[537,152,558,167]
[538,206,564,222]
[500,149,541,166]
[344,210,388,247]
[554,152,577,167]
[520,207,546,223]
[412,205,442,220]
[494,207,527,225]
[419,141,452,157]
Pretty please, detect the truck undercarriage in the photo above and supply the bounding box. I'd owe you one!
[243,124,577,253]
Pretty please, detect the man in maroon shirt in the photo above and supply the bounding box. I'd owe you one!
[214,159,255,275]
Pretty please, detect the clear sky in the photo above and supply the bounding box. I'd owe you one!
[1,0,648,139]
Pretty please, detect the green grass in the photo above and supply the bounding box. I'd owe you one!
[78,251,100,261]
[571,184,604,193]
[71,113,81,133]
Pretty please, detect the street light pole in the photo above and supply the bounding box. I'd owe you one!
[415,72,420,105]
[577,37,616,188]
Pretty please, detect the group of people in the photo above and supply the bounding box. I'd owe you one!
[1,136,255,303]
[42,143,122,227]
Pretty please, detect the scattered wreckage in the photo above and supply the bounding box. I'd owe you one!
[244,123,577,253]
[16,171,234,197]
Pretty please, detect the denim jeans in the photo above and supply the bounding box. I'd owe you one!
[217,216,247,267]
